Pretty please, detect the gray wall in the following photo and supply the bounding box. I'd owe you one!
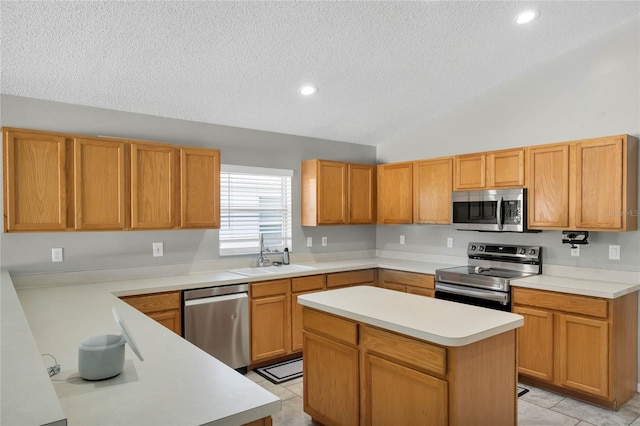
[376,18,640,272]
[0,95,376,274]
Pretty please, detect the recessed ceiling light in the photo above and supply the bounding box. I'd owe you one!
[299,85,317,96]
[516,9,539,24]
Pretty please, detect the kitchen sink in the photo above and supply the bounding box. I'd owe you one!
[228,264,316,277]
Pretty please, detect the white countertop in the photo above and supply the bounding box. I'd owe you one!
[3,254,639,425]
[298,285,524,346]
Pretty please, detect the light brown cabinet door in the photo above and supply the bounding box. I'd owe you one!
[377,162,412,224]
[303,331,359,426]
[4,130,67,231]
[121,291,182,335]
[488,148,525,188]
[180,147,220,229]
[148,309,182,335]
[413,157,452,224]
[362,353,447,426]
[130,143,176,229]
[348,163,375,224]
[251,294,291,362]
[454,154,486,190]
[557,314,609,398]
[527,143,570,229]
[513,306,554,381]
[291,290,317,352]
[74,138,126,230]
[318,160,348,224]
[574,137,624,230]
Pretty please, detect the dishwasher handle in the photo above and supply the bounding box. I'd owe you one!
[184,292,248,307]
[184,283,249,301]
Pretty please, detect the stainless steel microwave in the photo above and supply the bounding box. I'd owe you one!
[452,188,528,232]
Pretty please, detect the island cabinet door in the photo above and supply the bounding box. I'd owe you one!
[303,331,359,426]
[361,353,447,426]
[513,306,554,381]
[557,314,609,398]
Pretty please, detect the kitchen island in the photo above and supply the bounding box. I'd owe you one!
[298,285,524,426]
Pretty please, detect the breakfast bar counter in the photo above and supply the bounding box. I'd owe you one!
[298,286,524,426]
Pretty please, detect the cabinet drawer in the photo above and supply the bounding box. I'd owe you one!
[251,279,290,298]
[361,326,446,376]
[121,291,180,314]
[292,275,325,293]
[381,269,435,289]
[513,287,608,319]
[303,308,358,346]
[326,269,375,288]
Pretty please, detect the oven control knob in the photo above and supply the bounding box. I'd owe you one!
[478,246,484,251]
[519,248,526,255]
[529,249,536,255]
[471,245,477,251]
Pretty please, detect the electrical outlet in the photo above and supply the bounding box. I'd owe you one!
[447,237,453,248]
[609,245,621,260]
[52,248,63,262]
[322,237,327,247]
[400,235,405,245]
[153,242,163,257]
[306,237,312,247]
[571,246,580,257]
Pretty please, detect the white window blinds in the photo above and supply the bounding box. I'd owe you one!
[220,164,293,256]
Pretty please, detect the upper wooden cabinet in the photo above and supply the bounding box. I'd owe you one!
[413,157,452,224]
[574,136,637,230]
[301,159,375,226]
[180,147,220,229]
[348,163,376,224]
[527,135,638,231]
[74,138,126,230]
[377,161,413,224]
[3,127,221,232]
[130,143,177,230]
[3,129,67,231]
[527,143,570,228]
[453,148,525,190]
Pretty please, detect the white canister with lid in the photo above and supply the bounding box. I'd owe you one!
[78,334,125,380]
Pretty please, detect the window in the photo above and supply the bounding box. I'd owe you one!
[220,164,293,256]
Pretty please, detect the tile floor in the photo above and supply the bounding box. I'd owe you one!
[245,371,640,426]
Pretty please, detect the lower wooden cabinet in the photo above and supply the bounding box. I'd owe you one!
[513,287,638,409]
[303,331,359,426]
[326,269,376,289]
[291,275,325,352]
[363,353,447,426]
[120,291,181,335]
[303,307,518,426]
[250,279,291,363]
[378,268,435,297]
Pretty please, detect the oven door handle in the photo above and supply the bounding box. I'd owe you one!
[435,282,509,304]
[496,196,504,231]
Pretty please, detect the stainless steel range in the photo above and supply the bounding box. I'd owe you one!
[435,242,542,311]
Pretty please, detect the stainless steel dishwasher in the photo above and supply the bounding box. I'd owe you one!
[183,283,249,372]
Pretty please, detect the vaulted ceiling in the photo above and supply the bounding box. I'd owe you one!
[2,1,638,146]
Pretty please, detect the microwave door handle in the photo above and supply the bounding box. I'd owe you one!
[496,196,504,231]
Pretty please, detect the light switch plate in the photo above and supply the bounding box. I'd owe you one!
[322,237,327,247]
[306,237,312,247]
[52,248,63,262]
[571,246,580,257]
[609,245,621,260]
[447,237,453,248]
[400,235,405,245]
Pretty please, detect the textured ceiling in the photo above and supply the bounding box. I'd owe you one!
[1,1,639,146]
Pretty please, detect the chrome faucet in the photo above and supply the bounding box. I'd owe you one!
[257,234,271,267]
